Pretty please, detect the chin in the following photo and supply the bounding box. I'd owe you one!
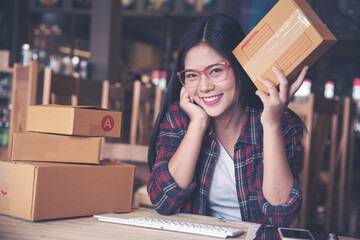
[204,108,223,118]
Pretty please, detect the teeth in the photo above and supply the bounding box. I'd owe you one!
[203,95,220,102]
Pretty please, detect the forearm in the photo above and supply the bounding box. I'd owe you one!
[262,123,294,205]
[168,120,207,189]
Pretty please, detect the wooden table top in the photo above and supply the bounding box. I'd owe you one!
[0,207,357,240]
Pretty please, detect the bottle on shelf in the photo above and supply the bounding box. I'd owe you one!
[21,43,33,67]
[324,81,335,99]
[293,78,311,102]
[62,56,73,76]
[151,70,160,86]
[159,71,167,90]
[353,78,360,138]
[0,121,9,147]
[79,60,89,79]
[353,78,360,100]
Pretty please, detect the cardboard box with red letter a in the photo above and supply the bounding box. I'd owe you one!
[26,105,122,137]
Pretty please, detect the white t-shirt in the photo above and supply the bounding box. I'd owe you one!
[207,140,242,220]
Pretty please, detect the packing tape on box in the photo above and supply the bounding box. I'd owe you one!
[243,8,322,84]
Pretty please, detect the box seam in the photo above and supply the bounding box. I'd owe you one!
[30,166,38,221]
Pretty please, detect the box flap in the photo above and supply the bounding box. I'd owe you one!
[33,104,114,111]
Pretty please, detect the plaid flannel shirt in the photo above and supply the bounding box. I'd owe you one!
[147,100,303,227]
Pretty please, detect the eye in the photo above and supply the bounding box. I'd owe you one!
[185,71,198,80]
[209,66,225,76]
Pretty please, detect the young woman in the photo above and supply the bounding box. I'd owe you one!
[147,13,308,227]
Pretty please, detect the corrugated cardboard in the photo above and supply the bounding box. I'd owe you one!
[0,160,135,221]
[11,132,102,164]
[233,0,337,93]
[26,105,122,137]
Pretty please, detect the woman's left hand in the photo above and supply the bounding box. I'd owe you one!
[255,66,309,126]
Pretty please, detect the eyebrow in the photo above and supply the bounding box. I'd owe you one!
[184,62,225,71]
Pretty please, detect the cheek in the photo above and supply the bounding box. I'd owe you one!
[223,78,238,102]
[187,88,198,99]
[223,77,237,94]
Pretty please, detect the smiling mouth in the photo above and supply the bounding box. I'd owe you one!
[201,94,223,105]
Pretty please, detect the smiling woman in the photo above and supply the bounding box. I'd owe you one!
[146,13,308,227]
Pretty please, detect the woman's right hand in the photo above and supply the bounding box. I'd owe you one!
[179,87,210,128]
[168,87,210,189]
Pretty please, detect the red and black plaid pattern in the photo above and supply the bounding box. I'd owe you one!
[148,100,303,227]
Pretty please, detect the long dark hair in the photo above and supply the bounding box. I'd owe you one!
[147,13,261,170]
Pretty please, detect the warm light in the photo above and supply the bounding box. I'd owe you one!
[58,46,91,58]
[58,46,72,54]
[73,49,91,58]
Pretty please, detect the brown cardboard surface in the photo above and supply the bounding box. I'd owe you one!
[0,160,135,221]
[233,0,337,93]
[0,161,36,220]
[26,105,122,137]
[11,132,102,164]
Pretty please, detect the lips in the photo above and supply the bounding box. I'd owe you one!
[201,94,223,105]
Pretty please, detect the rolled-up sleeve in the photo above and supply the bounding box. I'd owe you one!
[257,111,303,226]
[147,104,197,215]
[257,180,302,226]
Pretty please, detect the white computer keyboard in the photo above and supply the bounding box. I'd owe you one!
[95,215,245,238]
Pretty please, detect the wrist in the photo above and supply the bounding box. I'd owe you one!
[262,122,282,133]
[189,119,209,133]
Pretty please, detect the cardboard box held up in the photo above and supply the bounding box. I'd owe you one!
[233,0,337,93]
[11,132,102,164]
[26,105,122,137]
[0,160,135,221]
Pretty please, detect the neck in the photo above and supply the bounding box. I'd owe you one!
[213,104,244,137]
[213,105,244,159]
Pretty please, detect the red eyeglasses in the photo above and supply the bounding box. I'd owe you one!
[177,61,230,88]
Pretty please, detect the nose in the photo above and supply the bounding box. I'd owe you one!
[198,73,214,92]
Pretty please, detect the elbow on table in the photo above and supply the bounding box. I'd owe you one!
[153,205,177,216]
[150,197,179,216]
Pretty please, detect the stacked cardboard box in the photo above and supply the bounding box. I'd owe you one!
[0,105,135,221]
